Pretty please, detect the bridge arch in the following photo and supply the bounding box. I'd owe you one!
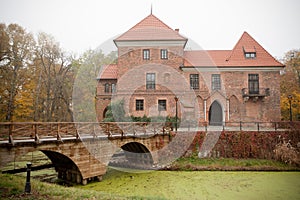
[122,142,153,165]
[122,142,151,154]
[110,142,154,169]
[0,147,84,183]
[41,150,83,183]
[0,141,107,185]
[108,134,171,168]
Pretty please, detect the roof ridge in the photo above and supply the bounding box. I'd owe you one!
[225,32,247,61]
[114,14,187,41]
[183,50,217,67]
[131,13,173,30]
[116,14,172,41]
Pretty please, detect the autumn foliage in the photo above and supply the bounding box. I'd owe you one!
[280,49,300,121]
[0,23,116,122]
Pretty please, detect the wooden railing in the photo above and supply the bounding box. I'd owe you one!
[0,122,173,145]
[1,121,298,145]
[177,121,300,132]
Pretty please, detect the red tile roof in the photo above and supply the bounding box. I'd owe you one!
[115,14,187,41]
[97,64,118,79]
[184,50,231,66]
[184,32,284,67]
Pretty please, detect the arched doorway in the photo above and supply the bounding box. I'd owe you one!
[209,101,223,126]
[103,107,108,119]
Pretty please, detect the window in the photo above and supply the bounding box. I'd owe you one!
[212,74,221,90]
[104,83,110,93]
[143,49,150,60]
[136,99,144,111]
[190,74,199,90]
[158,100,167,111]
[161,49,168,59]
[248,74,259,94]
[146,73,156,89]
[245,52,256,59]
[111,83,116,93]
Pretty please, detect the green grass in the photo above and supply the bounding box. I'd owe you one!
[170,155,299,171]
[78,169,300,200]
[1,155,299,199]
[0,173,129,200]
[1,168,300,199]
[1,151,51,172]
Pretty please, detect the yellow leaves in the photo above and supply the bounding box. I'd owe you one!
[280,49,300,121]
[281,86,300,121]
[13,74,35,122]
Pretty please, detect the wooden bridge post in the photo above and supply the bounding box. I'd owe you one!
[57,123,62,142]
[33,124,40,144]
[107,123,111,137]
[240,121,242,131]
[74,122,81,141]
[8,123,14,145]
[93,123,96,139]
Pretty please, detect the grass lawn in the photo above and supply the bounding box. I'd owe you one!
[169,157,299,171]
[1,170,299,200]
[1,158,299,199]
[0,173,121,200]
[79,169,300,200]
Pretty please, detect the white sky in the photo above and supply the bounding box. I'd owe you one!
[0,0,299,59]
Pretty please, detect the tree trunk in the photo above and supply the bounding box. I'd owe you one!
[6,69,17,121]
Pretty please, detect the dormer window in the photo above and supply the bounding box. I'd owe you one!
[245,52,256,59]
[243,46,256,59]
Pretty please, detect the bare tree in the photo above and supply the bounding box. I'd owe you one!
[34,32,74,121]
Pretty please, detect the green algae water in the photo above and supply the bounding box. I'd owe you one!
[78,169,300,200]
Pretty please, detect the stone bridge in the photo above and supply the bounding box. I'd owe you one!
[0,122,172,185]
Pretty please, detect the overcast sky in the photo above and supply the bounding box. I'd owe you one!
[0,0,299,59]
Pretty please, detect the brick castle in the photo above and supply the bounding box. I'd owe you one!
[96,13,284,126]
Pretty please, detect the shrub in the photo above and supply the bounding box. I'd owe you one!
[273,137,300,166]
[103,99,126,122]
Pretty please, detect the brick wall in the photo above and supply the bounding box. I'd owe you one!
[117,46,184,78]
[97,44,282,123]
[96,79,117,121]
[184,130,300,159]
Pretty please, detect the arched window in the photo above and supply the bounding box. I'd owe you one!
[111,83,116,93]
[104,83,110,93]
